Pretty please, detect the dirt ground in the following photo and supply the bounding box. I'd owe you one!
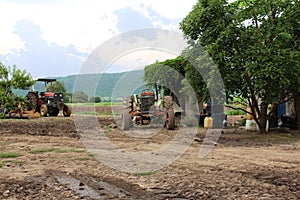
[0,106,300,199]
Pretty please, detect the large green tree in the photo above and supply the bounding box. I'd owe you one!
[180,0,300,133]
[0,62,35,111]
[144,57,187,106]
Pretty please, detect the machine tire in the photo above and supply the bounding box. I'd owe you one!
[121,110,131,130]
[40,104,48,117]
[26,93,38,112]
[165,109,175,130]
[48,107,59,116]
[123,96,133,110]
[63,105,71,117]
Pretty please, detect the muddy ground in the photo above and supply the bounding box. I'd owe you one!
[0,106,300,199]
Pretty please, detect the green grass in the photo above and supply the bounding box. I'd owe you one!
[103,126,113,134]
[226,109,246,116]
[72,111,99,115]
[0,160,25,168]
[101,111,113,116]
[29,147,85,154]
[137,171,156,176]
[0,141,13,146]
[70,102,122,107]
[74,157,90,161]
[72,110,114,116]
[0,152,22,158]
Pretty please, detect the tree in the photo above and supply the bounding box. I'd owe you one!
[46,80,70,103]
[144,55,209,111]
[89,96,101,103]
[71,91,89,103]
[0,62,35,111]
[144,56,194,106]
[180,0,300,133]
[46,80,66,94]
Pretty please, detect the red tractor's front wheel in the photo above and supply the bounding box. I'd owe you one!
[40,104,48,117]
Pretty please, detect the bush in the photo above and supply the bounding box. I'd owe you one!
[89,96,101,103]
[226,109,246,116]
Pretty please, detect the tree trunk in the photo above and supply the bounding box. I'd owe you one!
[294,95,300,127]
[259,103,268,134]
[198,97,204,114]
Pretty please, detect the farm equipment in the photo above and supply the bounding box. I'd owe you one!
[26,78,71,117]
[121,89,180,130]
[7,107,40,119]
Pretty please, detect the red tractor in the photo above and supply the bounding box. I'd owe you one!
[121,89,179,130]
[26,78,71,117]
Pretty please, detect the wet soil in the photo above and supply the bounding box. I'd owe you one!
[0,106,300,199]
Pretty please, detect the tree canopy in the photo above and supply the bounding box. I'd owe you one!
[71,91,89,103]
[143,0,300,133]
[46,80,70,102]
[0,62,35,112]
[179,0,300,133]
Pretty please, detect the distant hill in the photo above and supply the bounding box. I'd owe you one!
[14,70,148,100]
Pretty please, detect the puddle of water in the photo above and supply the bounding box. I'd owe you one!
[55,174,127,199]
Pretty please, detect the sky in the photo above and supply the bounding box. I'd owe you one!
[0,0,198,78]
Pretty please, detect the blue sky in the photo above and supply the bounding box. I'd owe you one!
[0,0,197,78]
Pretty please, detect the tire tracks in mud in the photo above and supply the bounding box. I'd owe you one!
[0,170,167,199]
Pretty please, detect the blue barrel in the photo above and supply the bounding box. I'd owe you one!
[277,103,286,118]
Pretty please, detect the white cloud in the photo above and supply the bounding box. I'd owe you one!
[107,49,177,73]
[0,0,196,54]
[0,0,197,77]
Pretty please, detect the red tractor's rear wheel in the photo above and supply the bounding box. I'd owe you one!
[26,92,38,112]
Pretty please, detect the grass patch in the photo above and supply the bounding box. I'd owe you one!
[0,160,25,168]
[137,171,156,176]
[70,102,122,107]
[0,141,13,146]
[72,111,99,116]
[100,111,113,116]
[0,152,22,158]
[103,126,113,134]
[226,109,246,115]
[9,160,25,164]
[29,148,85,154]
[74,157,90,161]
[72,111,113,116]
